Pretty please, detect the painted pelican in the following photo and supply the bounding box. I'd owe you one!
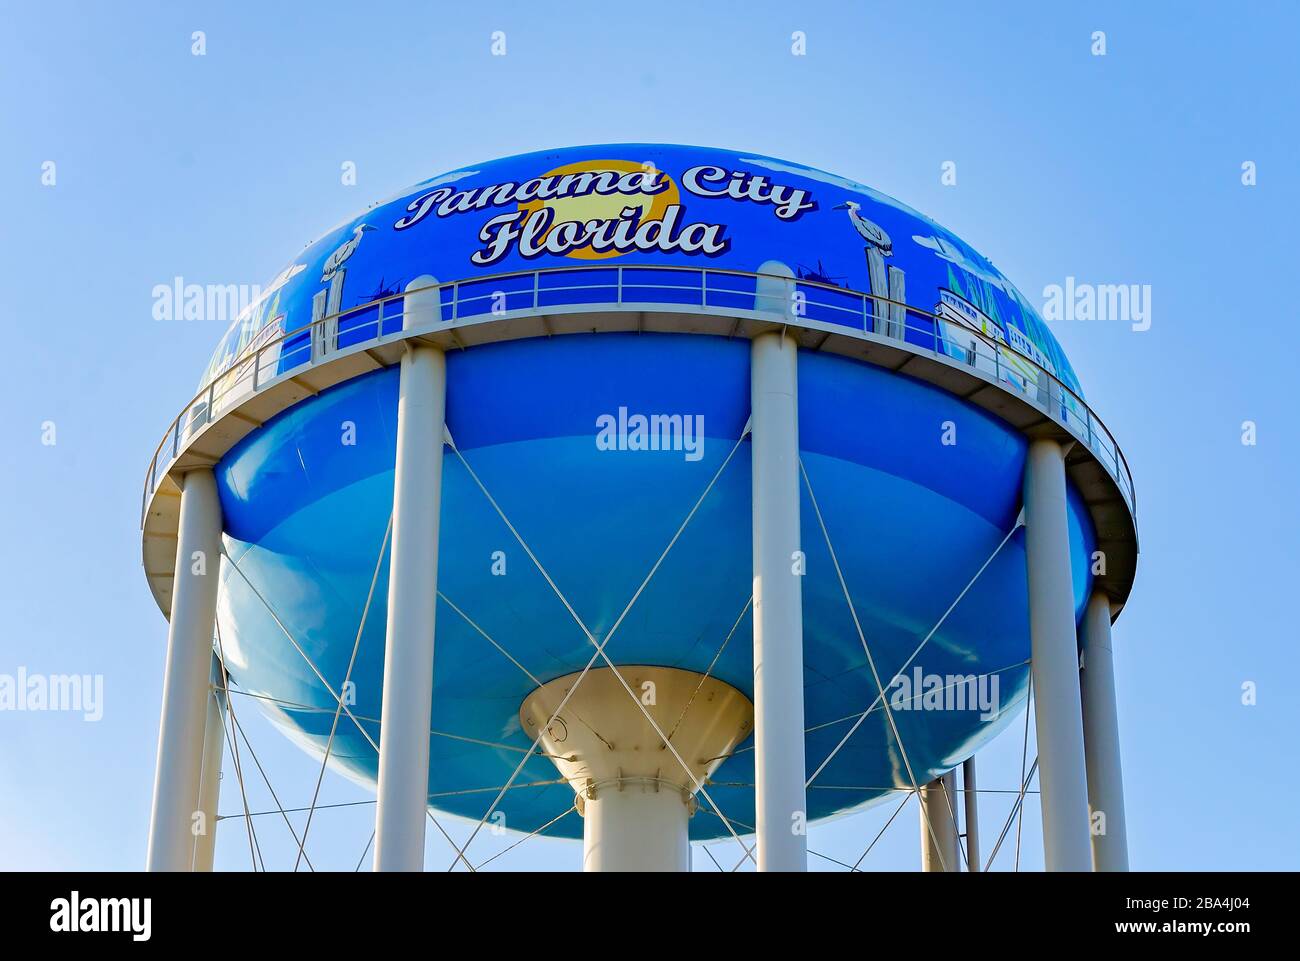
[833,200,892,255]
[321,223,377,281]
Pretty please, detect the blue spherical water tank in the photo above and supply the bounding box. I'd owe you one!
[155,145,1132,841]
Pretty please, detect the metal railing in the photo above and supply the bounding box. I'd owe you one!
[141,264,1136,526]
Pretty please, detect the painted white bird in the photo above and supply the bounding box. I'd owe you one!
[321,224,377,281]
[833,201,892,255]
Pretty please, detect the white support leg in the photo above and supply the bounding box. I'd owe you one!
[1022,438,1093,871]
[1081,591,1130,871]
[962,756,980,872]
[191,653,227,872]
[582,786,691,872]
[374,277,445,872]
[919,771,960,872]
[750,331,808,872]
[146,468,223,872]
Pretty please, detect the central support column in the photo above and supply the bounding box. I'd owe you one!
[750,331,808,872]
[1081,591,1130,871]
[147,468,223,872]
[374,278,446,872]
[1022,438,1093,871]
[919,771,960,872]
[582,784,692,872]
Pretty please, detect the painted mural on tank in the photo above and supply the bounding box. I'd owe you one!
[199,145,1081,397]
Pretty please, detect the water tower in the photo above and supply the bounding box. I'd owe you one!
[140,144,1137,872]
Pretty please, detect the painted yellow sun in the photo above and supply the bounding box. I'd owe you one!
[519,159,680,260]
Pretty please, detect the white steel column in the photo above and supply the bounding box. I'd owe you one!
[582,788,691,872]
[750,330,807,872]
[374,277,445,872]
[1080,591,1130,871]
[1022,438,1092,871]
[962,756,980,872]
[919,771,960,872]
[146,468,223,872]
[191,653,227,872]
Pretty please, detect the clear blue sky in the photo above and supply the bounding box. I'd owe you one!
[2,0,1297,871]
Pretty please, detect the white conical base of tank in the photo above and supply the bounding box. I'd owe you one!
[520,666,754,873]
